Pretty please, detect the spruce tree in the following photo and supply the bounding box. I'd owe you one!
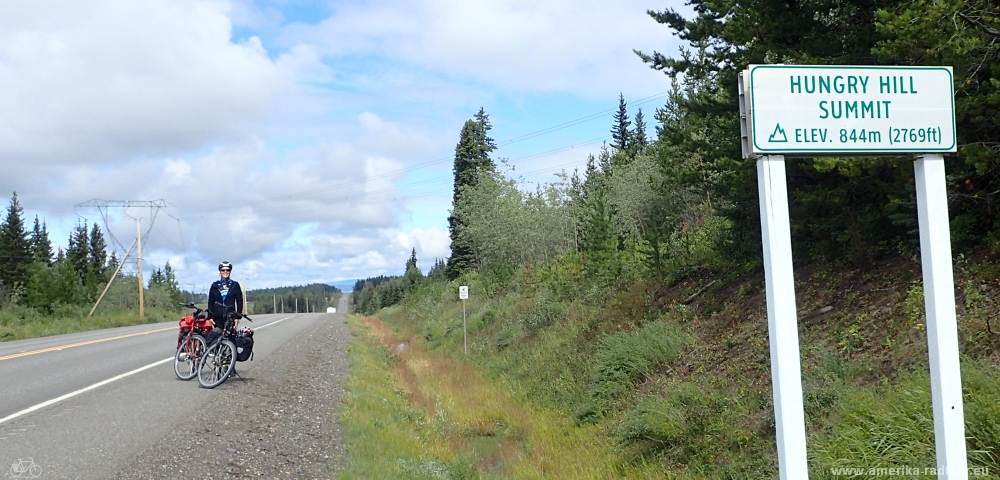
[427,258,448,281]
[164,261,183,304]
[66,221,91,283]
[632,107,648,152]
[610,93,631,151]
[446,107,497,279]
[89,223,107,276]
[0,192,32,290]
[30,216,53,264]
[405,248,418,271]
[107,252,120,277]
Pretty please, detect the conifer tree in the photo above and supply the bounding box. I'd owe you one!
[89,223,107,275]
[30,216,53,264]
[66,221,91,283]
[405,248,418,271]
[148,266,166,288]
[447,108,497,279]
[427,258,448,281]
[0,192,32,290]
[107,252,120,277]
[610,93,631,151]
[632,107,648,151]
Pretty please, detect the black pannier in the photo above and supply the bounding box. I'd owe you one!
[234,334,254,362]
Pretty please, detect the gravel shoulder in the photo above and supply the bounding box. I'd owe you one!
[113,313,351,479]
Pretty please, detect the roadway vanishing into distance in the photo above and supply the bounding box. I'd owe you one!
[0,295,349,479]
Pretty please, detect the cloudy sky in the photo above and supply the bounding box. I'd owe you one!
[0,0,689,292]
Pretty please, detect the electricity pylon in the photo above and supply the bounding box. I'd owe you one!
[75,199,167,319]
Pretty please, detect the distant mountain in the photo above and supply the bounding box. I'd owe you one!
[329,279,358,292]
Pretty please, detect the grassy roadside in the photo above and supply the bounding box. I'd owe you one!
[342,252,1000,478]
[340,314,680,479]
[0,304,179,341]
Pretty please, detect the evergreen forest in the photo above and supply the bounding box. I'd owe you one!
[0,193,185,339]
[246,283,341,314]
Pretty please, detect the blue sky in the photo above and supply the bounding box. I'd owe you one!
[0,0,689,291]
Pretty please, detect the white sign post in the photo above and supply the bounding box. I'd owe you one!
[459,286,469,354]
[740,66,965,480]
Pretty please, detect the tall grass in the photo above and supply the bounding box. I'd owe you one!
[341,315,683,479]
[352,257,1000,478]
[0,304,179,341]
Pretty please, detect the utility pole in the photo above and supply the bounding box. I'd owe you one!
[136,218,144,319]
[273,294,276,314]
[241,273,247,313]
[306,297,309,313]
[88,239,137,317]
[74,199,167,321]
[295,298,298,313]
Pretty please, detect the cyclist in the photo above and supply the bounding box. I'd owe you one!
[207,261,244,331]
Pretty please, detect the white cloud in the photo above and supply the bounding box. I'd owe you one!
[283,0,682,96]
[0,0,300,167]
[0,0,690,291]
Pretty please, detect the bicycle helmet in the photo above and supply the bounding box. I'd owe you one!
[218,261,233,271]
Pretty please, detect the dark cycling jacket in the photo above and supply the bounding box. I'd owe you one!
[207,278,243,329]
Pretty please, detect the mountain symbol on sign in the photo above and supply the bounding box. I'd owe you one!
[768,124,788,143]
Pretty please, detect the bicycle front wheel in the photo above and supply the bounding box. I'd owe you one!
[174,334,206,380]
[197,339,236,389]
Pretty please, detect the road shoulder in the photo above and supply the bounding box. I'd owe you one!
[114,314,350,479]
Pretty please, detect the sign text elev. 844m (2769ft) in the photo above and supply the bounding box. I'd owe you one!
[747,65,956,155]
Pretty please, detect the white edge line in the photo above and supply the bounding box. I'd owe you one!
[0,314,297,426]
[0,356,173,426]
[254,315,294,330]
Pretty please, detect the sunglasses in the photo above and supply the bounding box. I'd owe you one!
[220,269,231,272]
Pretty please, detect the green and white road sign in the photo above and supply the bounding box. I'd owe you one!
[746,65,956,155]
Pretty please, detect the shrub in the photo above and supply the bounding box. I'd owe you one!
[578,318,692,419]
[810,365,1000,476]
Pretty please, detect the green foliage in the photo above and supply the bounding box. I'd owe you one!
[611,93,632,152]
[29,216,52,264]
[0,192,32,299]
[447,108,497,280]
[65,220,92,285]
[426,258,448,282]
[875,0,1000,251]
[615,383,772,477]
[0,302,178,342]
[454,165,576,275]
[810,366,1000,475]
[147,261,183,306]
[246,283,341,314]
[352,250,426,314]
[88,222,107,275]
[23,259,86,312]
[578,318,692,420]
[632,0,1000,264]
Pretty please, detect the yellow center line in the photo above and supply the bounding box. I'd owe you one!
[0,326,176,362]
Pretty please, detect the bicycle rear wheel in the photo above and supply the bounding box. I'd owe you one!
[197,339,236,389]
[174,334,206,380]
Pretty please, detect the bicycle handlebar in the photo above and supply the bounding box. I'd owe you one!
[180,302,207,318]
[213,301,252,322]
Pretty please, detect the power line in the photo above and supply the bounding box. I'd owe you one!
[180,92,667,219]
[182,133,612,220]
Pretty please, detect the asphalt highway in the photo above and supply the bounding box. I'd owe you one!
[0,295,348,479]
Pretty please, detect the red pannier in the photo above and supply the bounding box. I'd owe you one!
[177,315,214,347]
